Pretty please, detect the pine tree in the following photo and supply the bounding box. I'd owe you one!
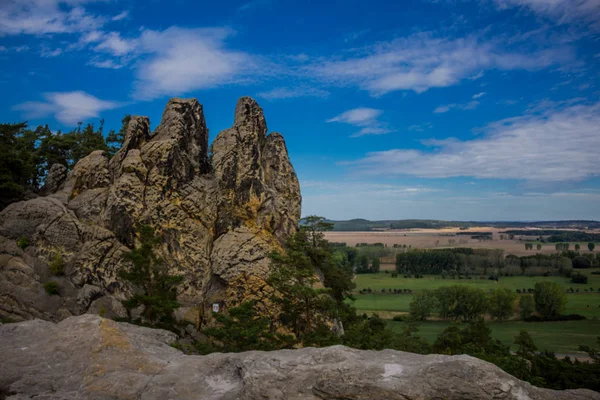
[268,230,336,340]
[119,225,183,327]
[202,301,295,353]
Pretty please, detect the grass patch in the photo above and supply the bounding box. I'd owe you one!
[49,253,65,276]
[17,236,29,250]
[43,281,59,295]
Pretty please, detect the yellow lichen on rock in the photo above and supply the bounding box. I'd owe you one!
[98,319,131,351]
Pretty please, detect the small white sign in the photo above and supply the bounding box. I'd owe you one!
[212,303,220,313]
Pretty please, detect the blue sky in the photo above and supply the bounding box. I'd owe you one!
[1,0,599,221]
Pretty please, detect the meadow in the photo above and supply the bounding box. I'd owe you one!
[349,270,600,354]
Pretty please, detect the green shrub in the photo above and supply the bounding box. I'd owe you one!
[571,272,589,284]
[43,281,59,295]
[17,236,29,249]
[519,295,535,320]
[49,253,65,276]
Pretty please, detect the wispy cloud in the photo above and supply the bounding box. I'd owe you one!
[111,11,129,22]
[306,32,574,96]
[14,91,123,125]
[344,101,600,181]
[0,0,106,36]
[40,47,63,58]
[238,0,274,12]
[472,92,486,99]
[88,58,125,69]
[408,122,434,132]
[301,180,440,195]
[257,86,329,100]
[327,108,393,137]
[434,100,480,113]
[492,0,600,29]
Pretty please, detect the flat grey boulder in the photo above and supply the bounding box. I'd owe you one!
[1,315,598,400]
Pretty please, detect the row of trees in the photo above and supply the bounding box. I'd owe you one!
[354,256,380,274]
[395,249,504,275]
[0,117,130,209]
[409,282,567,322]
[552,242,596,252]
[394,248,600,278]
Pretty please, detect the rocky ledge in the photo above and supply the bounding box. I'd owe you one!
[1,315,598,400]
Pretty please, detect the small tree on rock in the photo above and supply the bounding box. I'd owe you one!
[119,224,183,327]
[202,301,295,353]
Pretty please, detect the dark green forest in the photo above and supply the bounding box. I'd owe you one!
[0,116,130,210]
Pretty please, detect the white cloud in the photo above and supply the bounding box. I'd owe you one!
[13,91,122,125]
[493,0,600,28]
[111,11,129,22]
[327,108,382,124]
[469,71,485,80]
[257,86,329,100]
[0,0,106,36]
[131,27,258,100]
[41,47,63,58]
[88,58,125,69]
[93,31,135,56]
[327,108,393,137]
[344,101,600,182]
[434,100,480,113]
[306,33,575,96]
[472,92,486,99]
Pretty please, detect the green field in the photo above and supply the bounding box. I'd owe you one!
[388,320,600,354]
[350,269,600,353]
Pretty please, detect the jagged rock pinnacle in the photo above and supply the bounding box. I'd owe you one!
[0,97,301,325]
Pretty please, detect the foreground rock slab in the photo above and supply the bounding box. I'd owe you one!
[1,315,598,400]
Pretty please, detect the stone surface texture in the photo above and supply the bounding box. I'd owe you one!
[0,315,598,400]
[0,97,301,324]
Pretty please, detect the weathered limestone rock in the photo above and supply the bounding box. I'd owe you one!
[62,150,111,195]
[41,163,67,194]
[1,315,597,400]
[0,97,301,324]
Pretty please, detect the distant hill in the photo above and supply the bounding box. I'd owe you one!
[317,219,600,231]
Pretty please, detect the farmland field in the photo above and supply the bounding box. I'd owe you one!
[348,270,600,353]
[325,227,600,257]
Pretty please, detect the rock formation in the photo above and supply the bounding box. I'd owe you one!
[1,315,598,400]
[0,97,301,325]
